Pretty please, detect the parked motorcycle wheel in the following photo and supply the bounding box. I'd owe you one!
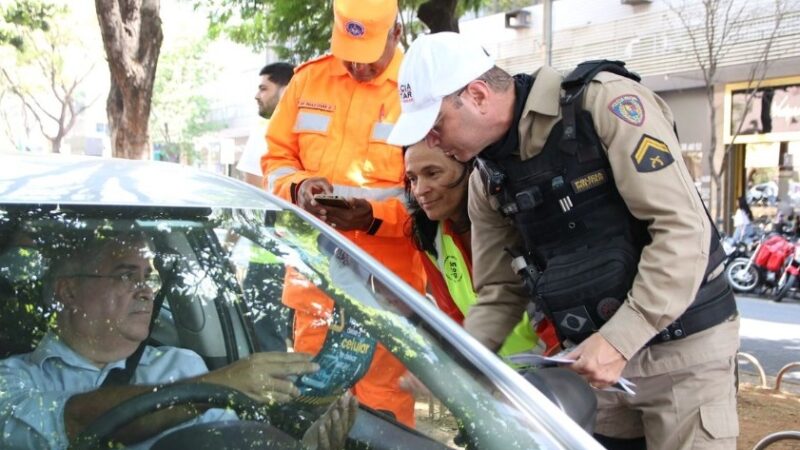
[774,274,796,302]
[726,258,760,292]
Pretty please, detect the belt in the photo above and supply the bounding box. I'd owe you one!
[648,274,737,346]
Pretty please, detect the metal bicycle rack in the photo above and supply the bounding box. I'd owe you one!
[737,352,769,389]
[774,362,800,394]
[752,431,800,450]
[737,352,800,450]
[736,352,800,393]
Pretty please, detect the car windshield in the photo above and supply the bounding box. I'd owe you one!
[0,201,577,449]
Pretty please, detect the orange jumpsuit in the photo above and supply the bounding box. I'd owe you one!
[262,49,425,427]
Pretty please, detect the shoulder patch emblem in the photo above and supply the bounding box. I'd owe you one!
[608,94,645,126]
[631,135,674,173]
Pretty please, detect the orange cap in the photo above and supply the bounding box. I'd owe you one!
[331,0,398,64]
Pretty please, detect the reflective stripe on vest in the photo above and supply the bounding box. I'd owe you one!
[331,185,404,202]
[294,111,331,134]
[370,122,394,142]
[266,167,402,202]
[267,166,298,192]
[428,222,537,358]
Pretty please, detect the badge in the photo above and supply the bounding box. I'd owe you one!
[345,20,365,38]
[571,169,607,194]
[298,100,335,112]
[596,297,622,321]
[559,313,588,333]
[444,255,463,282]
[609,94,645,126]
[553,305,595,335]
[631,134,674,173]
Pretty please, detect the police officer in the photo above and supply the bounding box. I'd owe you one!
[388,32,739,450]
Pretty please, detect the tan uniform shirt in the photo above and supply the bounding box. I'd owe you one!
[465,66,733,370]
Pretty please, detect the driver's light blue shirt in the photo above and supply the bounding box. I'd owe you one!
[0,332,235,449]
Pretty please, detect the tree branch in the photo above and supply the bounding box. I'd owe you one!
[668,2,710,84]
[726,0,787,149]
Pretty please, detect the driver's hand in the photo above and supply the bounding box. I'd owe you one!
[302,392,358,450]
[200,352,319,405]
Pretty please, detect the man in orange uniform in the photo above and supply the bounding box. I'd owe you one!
[262,0,425,427]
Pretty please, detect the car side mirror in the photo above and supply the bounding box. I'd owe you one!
[521,367,597,434]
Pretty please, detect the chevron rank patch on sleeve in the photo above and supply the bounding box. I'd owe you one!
[631,134,674,173]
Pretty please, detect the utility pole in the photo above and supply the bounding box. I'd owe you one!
[543,0,553,66]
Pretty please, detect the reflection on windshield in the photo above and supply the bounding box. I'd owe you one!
[0,204,551,449]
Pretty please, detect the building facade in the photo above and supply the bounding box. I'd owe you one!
[461,0,800,230]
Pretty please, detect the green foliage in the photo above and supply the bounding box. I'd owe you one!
[1,4,97,154]
[199,0,488,63]
[150,37,225,164]
[0,0,59,51]
[263,0,332,63]
[0,245,53,357]
[202,0,332,63]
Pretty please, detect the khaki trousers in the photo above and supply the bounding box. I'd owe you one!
[594,318,740,450]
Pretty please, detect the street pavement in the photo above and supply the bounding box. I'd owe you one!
[736,294,800,386]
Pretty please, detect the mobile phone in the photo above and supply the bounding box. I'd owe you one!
[314,194,351,209]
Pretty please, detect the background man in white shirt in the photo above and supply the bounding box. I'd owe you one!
[237,62,295,187]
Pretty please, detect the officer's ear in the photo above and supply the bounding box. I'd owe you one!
[464,80,491,113]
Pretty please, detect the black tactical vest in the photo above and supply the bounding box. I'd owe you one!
[478,60,735,345]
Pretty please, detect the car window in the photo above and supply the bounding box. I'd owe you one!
[0,204,565,450]
[0,239,50,358]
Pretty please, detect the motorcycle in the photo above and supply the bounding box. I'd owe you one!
[774,241,800,302]
[722,233,760,265]
[725,234,795,294]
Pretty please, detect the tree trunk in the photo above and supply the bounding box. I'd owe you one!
[95,0,163,160]
[418,0,459,33]
[706,82,721,222]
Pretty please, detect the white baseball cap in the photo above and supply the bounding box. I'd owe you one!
[387,32,495,146]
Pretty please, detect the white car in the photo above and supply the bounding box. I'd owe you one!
[0,154,601,450]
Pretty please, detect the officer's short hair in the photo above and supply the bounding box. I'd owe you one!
[477,66,513,92]
[260,62,295,87]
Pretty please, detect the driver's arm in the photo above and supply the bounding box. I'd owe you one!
[65,384,220,444]
[1,347,319,448]
[63,346,222,445]
[0,348,214,449]
[65,351,320,445]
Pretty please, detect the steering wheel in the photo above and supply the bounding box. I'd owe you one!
[69,383,295,450]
